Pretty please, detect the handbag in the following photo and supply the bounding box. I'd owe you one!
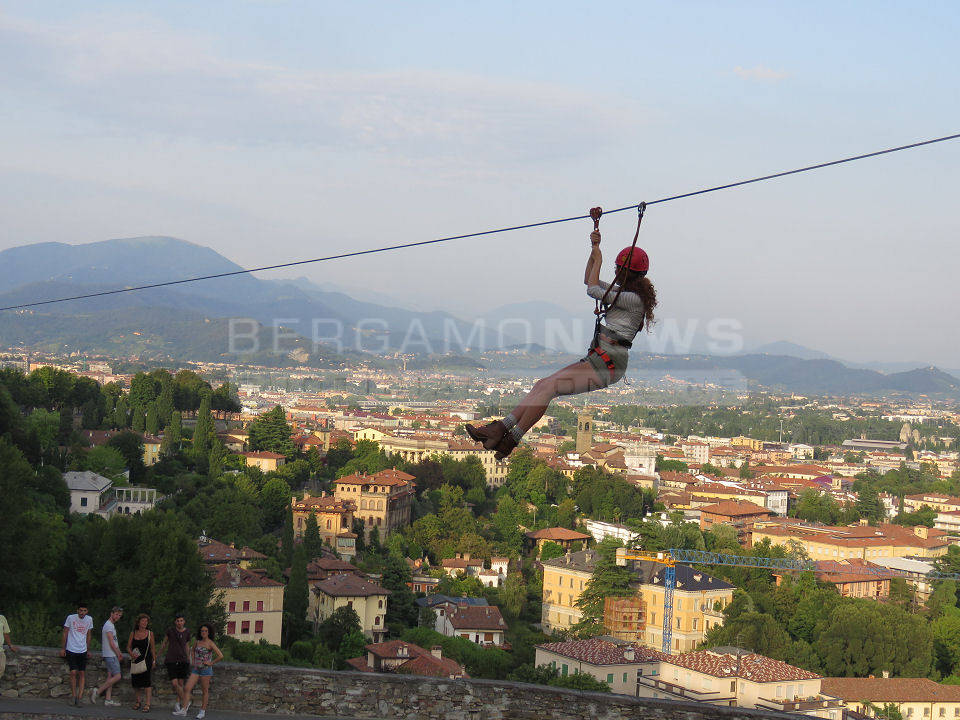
[130,633,150,674]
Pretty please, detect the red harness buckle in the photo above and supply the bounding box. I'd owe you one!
[589,346,617,379]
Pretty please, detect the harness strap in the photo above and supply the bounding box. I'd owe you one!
[588,345,617,379]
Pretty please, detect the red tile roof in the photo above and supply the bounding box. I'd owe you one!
[348,640,468,678]
[197,538,266,564]
[445,604,507,631]
[314,574,390,598]
[525,527,590,541]
[700,500,772,518]
[820,678,960,703]
[538,638,666,666]
[667,650,819,683]
[210,564,283,589]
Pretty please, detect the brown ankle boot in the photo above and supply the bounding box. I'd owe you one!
[493,433,519,461]
[465,421,507,450]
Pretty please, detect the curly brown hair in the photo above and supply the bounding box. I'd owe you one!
[615,268,657,329]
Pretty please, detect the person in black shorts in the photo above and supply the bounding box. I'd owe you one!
[159,614,191,712]
[60,603,94,707]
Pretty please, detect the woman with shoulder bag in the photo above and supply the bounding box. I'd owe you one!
[126,613,156,712]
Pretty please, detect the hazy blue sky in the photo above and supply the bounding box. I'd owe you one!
[1,1,959,365]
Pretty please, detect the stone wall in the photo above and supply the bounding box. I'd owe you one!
[1,647,792,720]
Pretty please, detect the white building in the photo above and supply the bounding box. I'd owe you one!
[582,518,641,546]
[624,444,658,476]
[64,471,158,518]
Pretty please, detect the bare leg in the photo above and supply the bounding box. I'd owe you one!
[69,670,78,699]
[172,678,184,707]
[144,686,152,707]
[182,673,199,710]
[200,676,211,709]
[509,361,606,435]
[77,671,85,698]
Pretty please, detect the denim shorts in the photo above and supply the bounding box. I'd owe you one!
[104,656,121,676]
[191,666,213,677]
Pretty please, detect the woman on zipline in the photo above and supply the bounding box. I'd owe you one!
[467,207,657,460]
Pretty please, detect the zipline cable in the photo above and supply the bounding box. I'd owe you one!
[2,131,959,312]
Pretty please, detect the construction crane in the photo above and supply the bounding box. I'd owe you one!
[615,547,959,655]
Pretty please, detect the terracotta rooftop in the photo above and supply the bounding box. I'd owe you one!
[699,500,772,517]
[197,537,267,564]
[210,564,282,589]
[336,469,415,488]
[292,493,354,513]
[538,638,666,666]
[525,527,590,541]
[820,677,960,703]
[445,604,507,631]
[667,649,819,683]
[349,640,468,678]
[314,574,390,598]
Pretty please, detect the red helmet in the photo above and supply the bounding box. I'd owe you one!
[615,246,649,273]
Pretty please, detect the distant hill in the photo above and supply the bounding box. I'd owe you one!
[0,236,513,353]
[751,341,837,361]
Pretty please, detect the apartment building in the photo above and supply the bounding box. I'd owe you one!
[750,519,949,560]
[436,603,508,647]
[638,647,844,718]
[541,550,734,652]
[525,527,591,555]
[820,677,960,720]
[197,536,266,569]
[212,564,285,646]
[905,493,960,514]
[240,450,286,472]
[359,431,508,487]
[535,638,665,696]
[333,469,415,540]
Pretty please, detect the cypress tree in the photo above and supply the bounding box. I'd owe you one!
[157,383,175,427]
[145,403,159,436]
[132,408,146,433]
[283,543,309,647]
[208,436,226,479]
[168,411,182,449]
[193,393,214,457]
[304,513,322,559]
[281,504,295,568]
[112,397,129,429]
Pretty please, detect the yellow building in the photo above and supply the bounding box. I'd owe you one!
[211,564,284,646]
[639,648,844,718]
[312,574,390,642]
[820,677,960,720]
[240,451,286,472]
[142,435,162,466]
[334,469,415,540]
[541,550,734,652]
[364,432,509,487]
[731,436,763,451]
[750,519,949,561]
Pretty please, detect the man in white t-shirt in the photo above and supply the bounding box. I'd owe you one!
[60,603,94,707]
[91,606,124,706]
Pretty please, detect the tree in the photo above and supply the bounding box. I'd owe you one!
[131,408,146,433]
[26,408,60,462]
[281,504,295,568]
[303,513,323,559]
[855,486,884,524]
[208,437,226,479]
[380,553,419,633]
[164,411,183,452]
[556,498,577,530]
[145,403,159,437]
[193,393,215,457]
[739,460,753,479]
[107,431,146,480]
[539,541,566,563]
[501,573,527,617]
[316,606,362,651]
[112,397,130,429]
[156,382,175,427]
[84,446,127,480]
[247,406,295,457]
[283,544,310,647]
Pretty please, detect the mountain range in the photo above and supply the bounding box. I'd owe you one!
[1,236,958,397]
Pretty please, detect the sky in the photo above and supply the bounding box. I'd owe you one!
[1,1,959,366]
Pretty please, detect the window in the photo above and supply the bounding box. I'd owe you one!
[606,673,614,684]
[243,601,250,611]
[227,621,236,634]
[924,710,930,718]
[939,709,945,718]
[692,618,698,631]
[228,601,236,612]
[241,621,250,634]
[561,664,568,677]
[730,681,736,692]
[254,620,263,633]
[374,616,380,625]
[622,673,628,683]
[776,686,784,698]
[257,601,264,612]
[378,599,383,609]
[326,519,331,529]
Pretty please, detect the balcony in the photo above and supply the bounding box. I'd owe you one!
[757,697,845,713]
[637,676,734,703]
